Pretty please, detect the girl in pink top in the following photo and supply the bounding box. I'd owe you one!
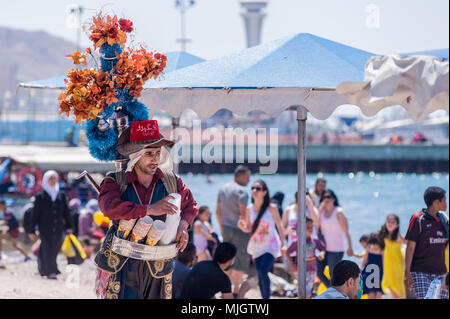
[316,189,353,287]
[193,206,217,262]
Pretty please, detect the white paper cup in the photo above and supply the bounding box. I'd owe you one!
[130,216,153,243]
[146,220,166,246]
[117,218,137,239]
[167,193,181,214]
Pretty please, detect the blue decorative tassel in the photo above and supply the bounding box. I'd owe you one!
[85,43,150,162]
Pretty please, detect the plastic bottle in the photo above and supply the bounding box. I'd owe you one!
[424,278,442,299]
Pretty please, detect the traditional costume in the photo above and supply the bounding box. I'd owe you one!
[94,120,198,299]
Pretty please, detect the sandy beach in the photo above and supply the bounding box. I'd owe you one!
[0,249,266,299]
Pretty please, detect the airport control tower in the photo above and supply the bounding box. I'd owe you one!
[240,0,268,48]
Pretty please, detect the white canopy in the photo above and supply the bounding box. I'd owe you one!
[337,55,449,122]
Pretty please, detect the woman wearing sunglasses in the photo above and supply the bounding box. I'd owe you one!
[237,180,286,299]
[316,189,354,288]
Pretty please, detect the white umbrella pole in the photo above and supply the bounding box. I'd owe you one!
[172,117,180,174]
[296,105,307,299]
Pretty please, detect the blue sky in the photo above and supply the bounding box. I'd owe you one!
[1,0,448,60]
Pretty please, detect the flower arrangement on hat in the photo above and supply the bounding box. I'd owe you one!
[58,12,167,161]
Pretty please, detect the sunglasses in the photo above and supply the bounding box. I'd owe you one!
[251,186,263,191]
[322,195,334,199]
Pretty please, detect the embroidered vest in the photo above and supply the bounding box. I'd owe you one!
[94,173,176,277]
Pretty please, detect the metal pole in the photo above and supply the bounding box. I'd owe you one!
[296,105,307,299]
[172,117,180,174]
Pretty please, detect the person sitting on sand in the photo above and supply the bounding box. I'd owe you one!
[314,260,361,299]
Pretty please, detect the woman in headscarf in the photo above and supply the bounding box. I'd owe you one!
[28,170,73,279]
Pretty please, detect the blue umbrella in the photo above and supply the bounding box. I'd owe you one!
[18,51,205,89]
[140,32,379,299]
[140,33,376,120]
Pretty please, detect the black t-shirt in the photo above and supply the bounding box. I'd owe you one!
[180,260,231,299]
[405,210,448,275]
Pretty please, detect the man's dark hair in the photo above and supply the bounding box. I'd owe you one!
[234,165,250,178]
[424,186,446,208]
[331,260,360,286]
[177,243,197,265]
[315,178,326,185]
[213,242,237,264]
[359,234,369,243]
[306,216,313,224]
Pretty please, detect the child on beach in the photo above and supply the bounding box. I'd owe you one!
[0,199,30,265]
[285,217,325,298]
[361,232,384,299]
[193,206,217,262]
[379,214,407,299]
[353,234,369,258]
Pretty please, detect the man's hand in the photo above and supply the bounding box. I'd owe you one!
[28,234,36,241]
[317,251,325,261]
[404,271,413,290]
[176,220,189,252]
[346,247,354,257]
[147,196,178,216]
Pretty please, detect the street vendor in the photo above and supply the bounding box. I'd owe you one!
[94,120,198,299]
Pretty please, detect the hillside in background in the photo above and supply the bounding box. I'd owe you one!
[0,26,76,83]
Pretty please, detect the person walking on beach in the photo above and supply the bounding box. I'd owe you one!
[194,206,217,262]
[309,178,326,208]
[316,189,354,288]
[379,214,407,299]
[281,191,319,276]
[360,232,384,299]
[0,199,30,264]
[95,120,198,299]
[314,260,361,299]
[284,216,325,298]
[404,186,449,299]
[28,170,73,279]
[216,165,252,296]
[237,179,286,299]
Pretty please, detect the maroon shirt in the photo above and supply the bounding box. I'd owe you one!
[405,210,448,275]
[98,168,198,227]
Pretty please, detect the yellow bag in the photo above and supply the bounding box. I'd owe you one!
[61,235,76,258]
[61,234,87,259]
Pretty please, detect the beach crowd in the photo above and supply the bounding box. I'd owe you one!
[0,166,448,299]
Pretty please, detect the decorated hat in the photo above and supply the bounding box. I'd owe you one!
[117,120,175,157]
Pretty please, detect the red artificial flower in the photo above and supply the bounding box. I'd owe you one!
[118,19,133,33]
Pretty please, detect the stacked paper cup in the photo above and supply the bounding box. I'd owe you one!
[130,216,154,243]
[159,193,181,245]
[116,218,137,239]
[146,220,167,246]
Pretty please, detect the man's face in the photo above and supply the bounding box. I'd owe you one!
[135,148,161,175]
[0,203,5,212]
[315,180,326,195]
[347,275,361,298]
[436,196,447,212]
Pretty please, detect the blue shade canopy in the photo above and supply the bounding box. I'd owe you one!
[18,51,205,89]
[145,33,375,89]
[402,48,449,60]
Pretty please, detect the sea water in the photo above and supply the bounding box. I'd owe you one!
[180,172,449,262]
